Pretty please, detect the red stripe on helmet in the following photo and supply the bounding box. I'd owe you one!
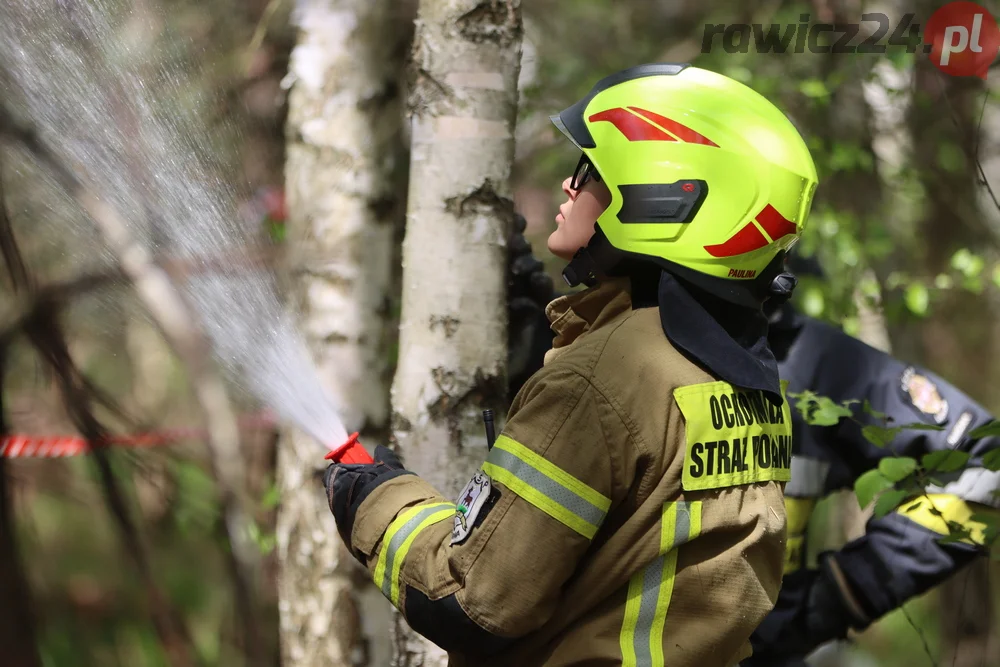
[628,107,719,147]
[588,108,677,142]
[754,204,796,241]
[704,222,770,258]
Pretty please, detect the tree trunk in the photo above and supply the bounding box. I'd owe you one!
[276,1,412,665]
[390,1,522,664]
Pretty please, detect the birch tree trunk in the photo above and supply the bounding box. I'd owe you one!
[276,1,412,665]
[390,1,523,664]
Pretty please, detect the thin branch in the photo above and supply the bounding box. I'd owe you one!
[0,347,42,667]
[23,309,197,667]
[1,102,262,660]
[245,0,287,74]
[0,270,123,343]
[0,148,193,665]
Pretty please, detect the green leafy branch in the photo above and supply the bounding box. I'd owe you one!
[789,391,1000,556]
[888,248,1000,317]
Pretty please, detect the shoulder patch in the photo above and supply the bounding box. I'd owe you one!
[900,367,949,424]
[450,470,492,545]
[674,380,793,492]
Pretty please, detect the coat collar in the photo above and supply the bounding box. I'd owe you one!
[543,271,783,403]
[657,271,783,403]
[543,278,632,364]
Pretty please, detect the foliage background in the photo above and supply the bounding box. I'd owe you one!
[1,0,999,665]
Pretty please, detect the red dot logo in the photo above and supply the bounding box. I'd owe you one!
[682,182,695,193]
[925,2,1000,79]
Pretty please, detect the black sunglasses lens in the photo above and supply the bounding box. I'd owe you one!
[571,156,591,191]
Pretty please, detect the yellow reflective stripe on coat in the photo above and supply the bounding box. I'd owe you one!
[482,435,611,539]
[620,501,703,667]
[372,502,455,607]
[783,497,816,574]
[674,380,792,492]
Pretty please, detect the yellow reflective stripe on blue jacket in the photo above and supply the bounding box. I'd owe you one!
[620,501,703,667]
[481,434,611,539]
[372,502,455,607]
[897,493,995,546]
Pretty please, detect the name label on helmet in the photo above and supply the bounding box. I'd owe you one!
[727,268,757,279]
[674,380,792,491]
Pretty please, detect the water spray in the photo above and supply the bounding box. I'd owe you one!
[0,0,371,464]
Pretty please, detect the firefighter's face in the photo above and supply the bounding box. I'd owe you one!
[548,175,612,261]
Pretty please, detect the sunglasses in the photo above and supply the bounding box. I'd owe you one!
[570,154,601,192]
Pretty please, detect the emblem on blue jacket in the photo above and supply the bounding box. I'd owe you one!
[900,367,949,424]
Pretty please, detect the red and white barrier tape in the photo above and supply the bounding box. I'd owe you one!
[0,413,277,458]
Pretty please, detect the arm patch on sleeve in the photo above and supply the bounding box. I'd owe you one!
[451,471,496,545]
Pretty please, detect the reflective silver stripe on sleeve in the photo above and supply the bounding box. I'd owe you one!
[378,503,454,599]
[784,456,830,497]
[927,467,1000,509]
[484,447,608,532]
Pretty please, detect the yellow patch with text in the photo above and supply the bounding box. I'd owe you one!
[674,380,793,492]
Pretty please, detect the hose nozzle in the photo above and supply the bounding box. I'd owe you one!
[324,432,374,464]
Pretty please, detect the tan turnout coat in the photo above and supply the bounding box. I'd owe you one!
[351,278,791,666]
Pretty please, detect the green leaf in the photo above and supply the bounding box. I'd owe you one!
[804,395,855,427]
[903,500,924,513]
[904,283,929,316]
[922,450,970,473]
[855,469,893,508]
[968,421,1000,439]
[938,529,972,545]
[983,449,1000,472]
[937,143,965,173]
[969,513,1000,528]
[799,78,829,99]
[873,489,911,518]
[862,424,902,448]
[862,399,887,421]
[801,286,825,317]
[896,422,945,432]
[934,273,954,289]
[878,456,918,482]
[261,482,280,510]
[268,220,287,243]
[992,265,1000,290]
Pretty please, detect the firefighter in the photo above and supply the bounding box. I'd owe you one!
[740,255,1000,666]
[508,246,1000,666]
[324,63,818,666]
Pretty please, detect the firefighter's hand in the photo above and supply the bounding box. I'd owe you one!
[508,213,557,308]
[745,563,858,665]
[508,213,557,399]
[323,445,413,557]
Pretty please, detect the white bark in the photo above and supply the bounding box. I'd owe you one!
[276,1,410,665]
[391,1,522,664]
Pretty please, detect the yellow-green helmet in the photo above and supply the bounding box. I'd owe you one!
[551,63,818,305]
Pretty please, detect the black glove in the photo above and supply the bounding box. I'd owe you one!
[745,557,863,666]
[507,213,558,399]
[323,445,414,559]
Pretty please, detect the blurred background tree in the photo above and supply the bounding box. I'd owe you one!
[0,0,998,666]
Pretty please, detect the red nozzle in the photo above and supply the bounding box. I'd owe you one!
[325,432,374,464]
